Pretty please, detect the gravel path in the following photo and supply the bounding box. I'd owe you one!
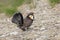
[0,0,60,40]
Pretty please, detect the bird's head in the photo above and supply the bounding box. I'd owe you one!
[27,12,34,20]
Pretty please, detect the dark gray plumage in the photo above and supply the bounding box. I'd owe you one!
[12,12,34,31]
[19,12,34,31]
[12,12,23,26]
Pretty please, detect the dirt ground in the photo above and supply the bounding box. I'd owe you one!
[0,0,60,40]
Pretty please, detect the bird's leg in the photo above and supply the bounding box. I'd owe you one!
[21,26,28,31]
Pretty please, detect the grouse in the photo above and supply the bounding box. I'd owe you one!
[12,12,34,31]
